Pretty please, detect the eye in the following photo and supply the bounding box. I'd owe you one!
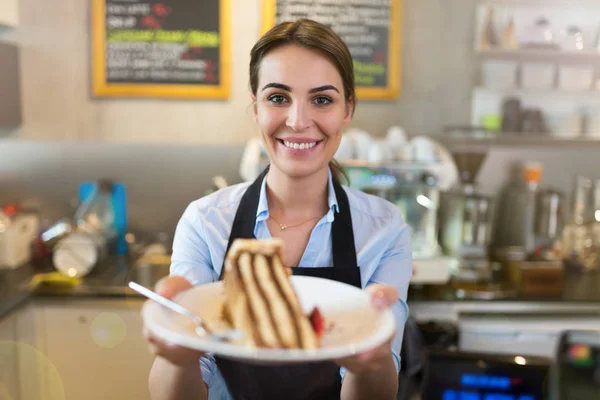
[267,94,288,104]
[313,96,332,106]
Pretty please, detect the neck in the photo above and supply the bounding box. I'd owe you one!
[265,165,330,219]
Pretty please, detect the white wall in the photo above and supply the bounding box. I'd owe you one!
[2,0,478,144]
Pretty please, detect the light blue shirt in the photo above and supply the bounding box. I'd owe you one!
[170,170,412,399]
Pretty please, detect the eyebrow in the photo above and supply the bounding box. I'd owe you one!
[261,83,340,94]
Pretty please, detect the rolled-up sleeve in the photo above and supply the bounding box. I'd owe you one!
[170,203,219,388]
[170,203,215,286]
[370,215,412,373]
[340,210,412,381]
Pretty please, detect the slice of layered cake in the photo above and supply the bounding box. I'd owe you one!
[222,238,325,349]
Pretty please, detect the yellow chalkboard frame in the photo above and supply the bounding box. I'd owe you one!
[91,0,231,99]
[261,0,402,100]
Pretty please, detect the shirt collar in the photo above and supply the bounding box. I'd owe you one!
[255,168,340,222]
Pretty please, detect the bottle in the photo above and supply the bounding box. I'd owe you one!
[562,176,598,271]
[74,180,117,242]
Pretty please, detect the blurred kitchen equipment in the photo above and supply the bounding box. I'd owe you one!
[501,97,521,132]
[501,16,518,49]
[422,350,551,400]
[520,108,548,134]
[556,330,600,400]
[52,231,106,278]
[493,161,543,254]
[522,17,558,49]
[593,179,600,250]
[40,219,73,247]
[562,176,598,271]
[517,260,564,297]
[481,115,501,131]
[75,180,117,238]
[78,180,128,255]
[437,151,500,298]
[438,152,494,257]
[0,207,39,269]
[385,126,408,161]
[364,171,441,259]
[561,25,585,51]
[534,189,566,249]
[480,6,498,50]
[492,245,527,291]
[354,162,451,284]
[239,138,264,182]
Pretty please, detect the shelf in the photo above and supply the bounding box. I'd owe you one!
[475,86,600,96]
[477,48,600,60]
[437,133,600,148]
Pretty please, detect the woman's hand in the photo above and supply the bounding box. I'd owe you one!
[335,284,399,374]
[144,276,206,367]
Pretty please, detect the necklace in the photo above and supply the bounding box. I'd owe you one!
[269,214,322,231]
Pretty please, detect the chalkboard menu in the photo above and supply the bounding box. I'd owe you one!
[262,0,402,100]
[91,0,230,99]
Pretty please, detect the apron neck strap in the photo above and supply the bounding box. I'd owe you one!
[221,165,358,279]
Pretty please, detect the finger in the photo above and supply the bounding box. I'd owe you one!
[155,275,193,299]
[366,284,399,310]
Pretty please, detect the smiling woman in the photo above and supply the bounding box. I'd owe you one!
[249,19,356,184]
[146,18,412,400]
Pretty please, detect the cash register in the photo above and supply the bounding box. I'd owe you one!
[556,330,600,400]
[422,350,551,400]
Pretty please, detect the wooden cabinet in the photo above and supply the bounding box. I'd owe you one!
[0,311,19,400]
[0,41,21,129]
[0,0,18,28]
[40,300,154,400]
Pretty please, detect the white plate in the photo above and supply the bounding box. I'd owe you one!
[142,276,396,364]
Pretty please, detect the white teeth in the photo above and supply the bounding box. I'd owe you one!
[282,140,318,150]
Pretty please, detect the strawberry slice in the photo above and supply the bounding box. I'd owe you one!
[309,307,325,339]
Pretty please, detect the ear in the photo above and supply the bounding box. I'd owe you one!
[342,97,353,127]
[250,93,258,122]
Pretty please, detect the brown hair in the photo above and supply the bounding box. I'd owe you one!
[249,19,353,185]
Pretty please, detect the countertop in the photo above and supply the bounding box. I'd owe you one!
[2,258,600,321]
[0,257,168,320]
[408,268,600,303]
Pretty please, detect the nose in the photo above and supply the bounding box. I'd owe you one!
[286,102,312,131]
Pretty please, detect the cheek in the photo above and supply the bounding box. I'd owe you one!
[256,107,284,134]
[316,111,346,138]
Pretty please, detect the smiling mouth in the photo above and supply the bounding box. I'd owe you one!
[277,139,323,150]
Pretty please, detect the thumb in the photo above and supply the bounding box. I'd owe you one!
[155,275,193,299]
[366,284,399,310]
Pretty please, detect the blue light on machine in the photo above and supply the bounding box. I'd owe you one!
[442,390,479,400]
[369,174,397,187]
[442,391,536,400]
[461,374,511,389]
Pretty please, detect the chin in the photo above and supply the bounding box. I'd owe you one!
[272,159,328,179]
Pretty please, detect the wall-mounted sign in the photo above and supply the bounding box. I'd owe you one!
[261,0,403,100]
[91,0,230,99]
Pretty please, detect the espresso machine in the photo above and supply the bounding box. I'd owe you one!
[437,151,501,297]
[345,161,451,284]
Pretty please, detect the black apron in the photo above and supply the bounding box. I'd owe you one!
[215,167,361,400]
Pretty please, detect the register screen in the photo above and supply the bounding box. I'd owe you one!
[423,352,549,400]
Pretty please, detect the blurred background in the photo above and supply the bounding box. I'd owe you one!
[1,0,600,399]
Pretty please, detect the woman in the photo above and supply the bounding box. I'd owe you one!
[146,18,412,400]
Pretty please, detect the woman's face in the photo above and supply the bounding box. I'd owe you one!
[253,45,352,179]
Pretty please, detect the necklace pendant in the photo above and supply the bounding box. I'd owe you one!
[280,224,287,231]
